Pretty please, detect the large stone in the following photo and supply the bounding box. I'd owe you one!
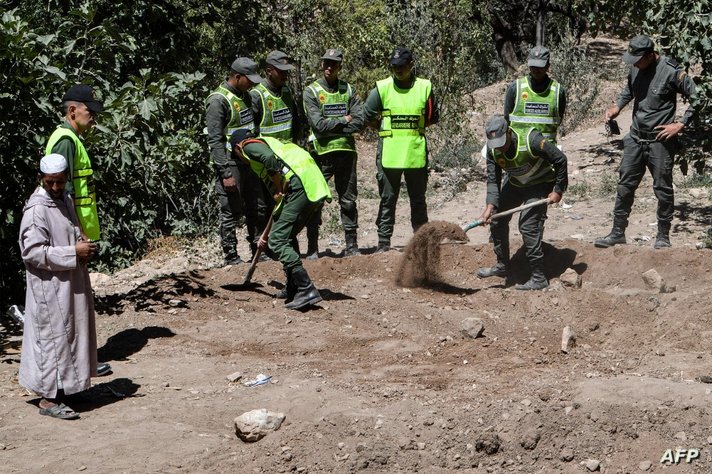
[559,268,582,288]
[641,269,676,294]
[234,409,285,442]
[561,326,576,353]
[461,318,485,339]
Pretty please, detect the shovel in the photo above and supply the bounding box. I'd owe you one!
[241,215,274,286]
[462,198,551,232]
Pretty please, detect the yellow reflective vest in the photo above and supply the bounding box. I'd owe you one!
[376,77,431,168]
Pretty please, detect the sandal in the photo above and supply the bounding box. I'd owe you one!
[39,402,80,420]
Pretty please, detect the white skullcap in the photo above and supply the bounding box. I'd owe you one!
[40,153,69,174]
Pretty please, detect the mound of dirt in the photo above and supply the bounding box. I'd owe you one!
[396,221,469,288]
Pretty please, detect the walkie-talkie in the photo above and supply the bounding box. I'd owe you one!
[606,119,620,136]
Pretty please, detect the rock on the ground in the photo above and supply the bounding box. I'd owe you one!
[560,268,582,288]
[639,460,652,471]
[519,429,540,450]
[475,433,500,454]
[234,409,285,442]
[641,269,675,293]
[226,371,243,383]
[583,458,601,471]
[461,318,485,339]
[561,326,576,353]
[560,447,574,462]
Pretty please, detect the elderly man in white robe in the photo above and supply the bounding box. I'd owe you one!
[18,153,99,420]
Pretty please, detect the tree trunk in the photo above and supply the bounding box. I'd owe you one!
[490,11,519,73]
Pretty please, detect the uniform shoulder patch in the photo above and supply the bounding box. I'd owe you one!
[665,57,680,69]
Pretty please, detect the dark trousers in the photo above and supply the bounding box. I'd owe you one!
[376,156,428,244]
[613,134,675,225]
[490,180,553,270]
[307,150,358,235]
[267,186,324,272]
[215,164,272,259]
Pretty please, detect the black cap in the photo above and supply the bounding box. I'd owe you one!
[484,115,509,149]
[623,35,655,65]
[390,47,413,66]
[266,50,295,71]
[62,84,103,113]
[527,46,550,68]
[231,57,263,84]
[321,48,343,62]
[230,129,255,150]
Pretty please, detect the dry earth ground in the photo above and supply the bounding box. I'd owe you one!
[1,37,712,473]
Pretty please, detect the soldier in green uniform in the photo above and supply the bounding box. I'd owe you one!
[362,47,439,252]
[205,57,266,266]
[595,35,697,249]
[231,129,332,310]
[303,48,365,259]
[476,115,568,291]
[45,84,104,242]
[250,50,302,144]
[504,46,567,145]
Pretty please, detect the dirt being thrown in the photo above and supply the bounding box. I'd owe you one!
[396,221,469,288]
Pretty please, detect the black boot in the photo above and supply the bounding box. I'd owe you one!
[515,267,548,291]
[275,269,296,301]
[306,226,319,260]
[654,221,671,249]
[594,218,627,248]
[285,267,322,310]
[344,232,361,257]
[476,261,508,278]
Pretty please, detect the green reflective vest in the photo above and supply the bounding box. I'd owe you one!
[206,85,255,149]
[490,128,555,188]
[46,127,100,241]
[254,84,293,141]
[305,80,356,155]
[509,77,561,143]
[376,76,431,168]
[242,137,332,204]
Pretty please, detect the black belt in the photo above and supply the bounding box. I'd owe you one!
[631,128,659,142]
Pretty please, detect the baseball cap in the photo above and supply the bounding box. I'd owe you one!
[322,48,343,62]
[40,153,68,174]
[485,116,509,149]
[62,84,103,113]
[231,57,263,83]
[266,50,295,71]
[230,129,256,149]
[390,47,413,66]
[527,46,550,68]
[623,35,655,65]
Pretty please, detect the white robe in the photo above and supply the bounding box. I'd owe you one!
[18,187,97,398]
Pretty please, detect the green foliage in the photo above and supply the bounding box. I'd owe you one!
[598,173,618,197]
[549,35,605,136]
[567,180,592,199]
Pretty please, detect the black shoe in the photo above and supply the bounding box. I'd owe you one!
[96,363,112,377]
[476,263,508,279]
[654,233,671,249]
[224,255,243,266]
[515,271,549,291]
[376,243,390,253]
[344,244,361,257]
[594,231,626,248]
[285,267,322,310]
